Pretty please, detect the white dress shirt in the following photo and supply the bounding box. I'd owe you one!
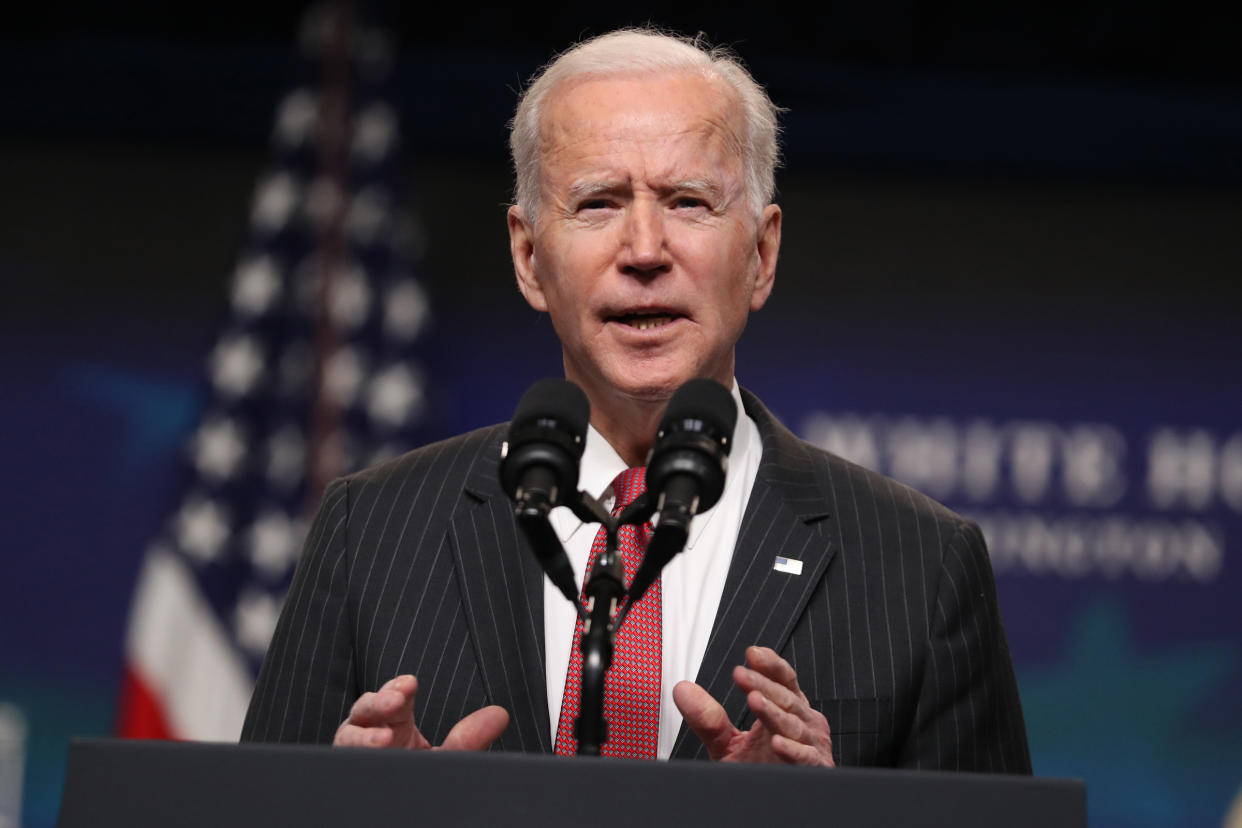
[543,381,763,758]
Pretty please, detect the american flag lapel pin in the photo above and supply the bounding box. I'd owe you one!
[773,556,803,575]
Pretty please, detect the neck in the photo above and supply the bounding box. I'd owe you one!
[586,390,666,467]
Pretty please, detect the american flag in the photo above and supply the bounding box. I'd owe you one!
[117,3,434,740]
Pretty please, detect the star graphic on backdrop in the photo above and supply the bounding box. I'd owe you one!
[1020,598,1241,827]
[248,510,301,579]
[232,255,283,317]
[192,417,247,481]
[367,363,423,428]
[60,365,201,468]
[383,280,428,341]
[235,587,282,656]
[251,172,301,232]
[211,335,266,398]
[176,497,230,564]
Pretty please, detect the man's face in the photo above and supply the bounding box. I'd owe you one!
[508,72,781,407]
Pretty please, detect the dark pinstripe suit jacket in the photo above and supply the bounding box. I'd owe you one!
[242,390,1031,772]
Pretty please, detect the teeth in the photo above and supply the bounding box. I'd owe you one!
[628,315,673,330]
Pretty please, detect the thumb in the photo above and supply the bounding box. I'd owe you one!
[438,705,510,751]
[673,681,737,760]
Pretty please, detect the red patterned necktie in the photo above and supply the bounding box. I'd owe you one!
[554,466,661,758]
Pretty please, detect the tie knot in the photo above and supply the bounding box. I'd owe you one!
[609,466,646,513]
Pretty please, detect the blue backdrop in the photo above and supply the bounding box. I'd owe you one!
[2,17,1241,828]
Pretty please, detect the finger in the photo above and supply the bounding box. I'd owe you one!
[673,681,738,761]
[771,733,835,767]
[348,675,418,726]
[438,706,511,751]
[746,688,834,765]
[334,722,394,748]
[746,689,810,744]
[733,663,803,715]
[745,646,802,695]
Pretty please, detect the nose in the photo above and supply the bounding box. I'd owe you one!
[619,198,670,278]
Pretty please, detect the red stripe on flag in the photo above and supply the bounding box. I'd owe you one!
[117,664,175,739]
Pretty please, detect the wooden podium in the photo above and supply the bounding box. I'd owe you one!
[58,739,1085,827]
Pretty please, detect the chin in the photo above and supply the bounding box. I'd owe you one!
[622,382,679,403]
[608,362,703,403]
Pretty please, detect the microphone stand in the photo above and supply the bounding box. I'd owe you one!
[514,488,676,756]
[574,513,622,755]
[571,491,657,756]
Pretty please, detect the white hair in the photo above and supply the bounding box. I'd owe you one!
[509,28,783,224]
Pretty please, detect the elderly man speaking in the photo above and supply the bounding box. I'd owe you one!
[242,28,1031,773]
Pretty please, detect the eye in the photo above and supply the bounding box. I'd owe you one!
[674,196,709,210]
[577,198,614,212]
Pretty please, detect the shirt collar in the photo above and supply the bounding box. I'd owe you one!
[547,380,754,547]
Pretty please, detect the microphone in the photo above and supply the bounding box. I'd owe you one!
[500,378,590,603]
[628,378,737,605]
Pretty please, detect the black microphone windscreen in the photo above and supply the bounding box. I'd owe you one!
[660,378,737,449]
[512,378,590,440]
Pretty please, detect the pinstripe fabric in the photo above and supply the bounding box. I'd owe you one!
[242,390,1031,774]
[240,424,544,750]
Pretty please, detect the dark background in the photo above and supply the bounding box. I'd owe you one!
[1,3,1240,827]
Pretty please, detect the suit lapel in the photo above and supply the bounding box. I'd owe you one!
[672,391,836,759]
[448,432,552,754]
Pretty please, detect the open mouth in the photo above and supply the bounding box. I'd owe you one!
[611,311,682,331]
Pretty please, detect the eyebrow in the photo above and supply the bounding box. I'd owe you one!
[566,180,626,202]
[566,177,727,202]
[662,178,725,200]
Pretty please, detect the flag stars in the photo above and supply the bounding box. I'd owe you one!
[266,425,306,490]
[329,264,373,330]
[351,103,397,162]
[211,335,266,397]
[278,342,313,397]
[367,363,424,428]
[325,346,367,407]
[235,588,282,656]
[232,256,283,317]
[367,442,402,467]
[383,280,429,341]
[292,255,321,314]
[314,429,356,483]
[193,417,248,481]
[307,176,345,229]
[354,29,394,77]
[273,88,318,148]
[176,497,230,564]
[248,510,302,579]
[345,187,390,244]
[251,173,301,232]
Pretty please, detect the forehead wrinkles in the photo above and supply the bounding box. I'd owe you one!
[536,73,747,192]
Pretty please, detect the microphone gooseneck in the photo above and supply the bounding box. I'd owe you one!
[628,378,737,605]
[500,376,737,756]
[500,378,590,603]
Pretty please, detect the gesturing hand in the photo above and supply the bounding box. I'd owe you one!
[673,646,835,766]
[333,674,510,750]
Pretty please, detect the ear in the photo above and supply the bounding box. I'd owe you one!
[508,205,547,312]
[749,203,781,311]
